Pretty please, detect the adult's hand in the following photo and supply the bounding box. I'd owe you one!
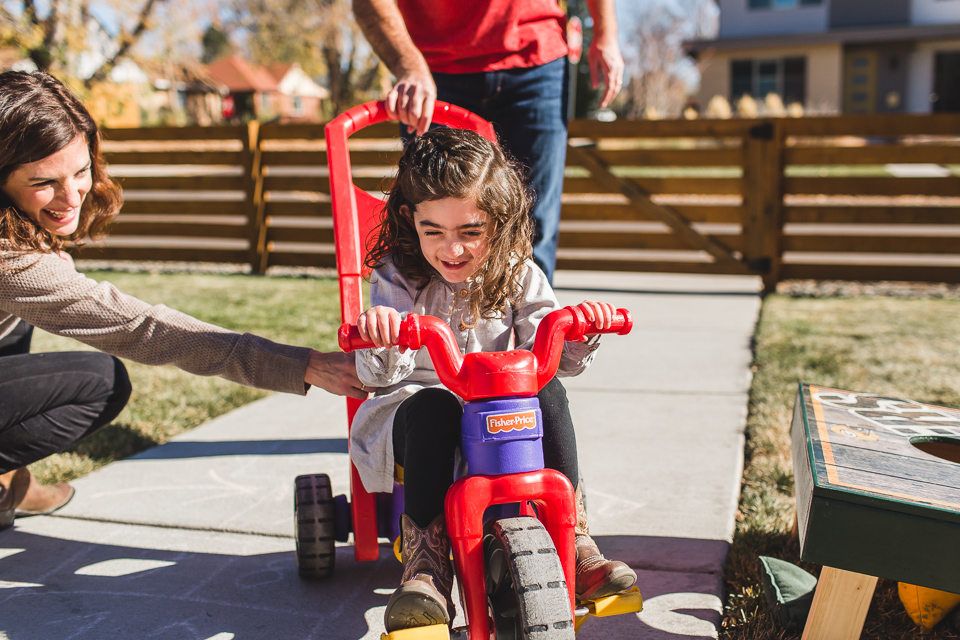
[385,66,437,136]
[305,350,366,399]
[589,31,624,109]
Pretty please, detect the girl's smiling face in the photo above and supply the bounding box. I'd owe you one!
[1,135,92,237]
[408,197,491,283]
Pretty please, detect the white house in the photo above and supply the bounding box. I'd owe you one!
[688,0,960,114]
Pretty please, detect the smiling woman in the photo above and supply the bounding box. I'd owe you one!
[0,71,364,532]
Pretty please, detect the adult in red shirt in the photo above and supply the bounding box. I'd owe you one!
[354,0,624,285]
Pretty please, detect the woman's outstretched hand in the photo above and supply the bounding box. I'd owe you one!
[305,350,367,399]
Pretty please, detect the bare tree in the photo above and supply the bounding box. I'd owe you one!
[622,0,717,119]
[0,0,166,89]
[228,0,387,117]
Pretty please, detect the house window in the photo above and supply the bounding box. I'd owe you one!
[730,57,807,104]
[749,0,821,8]
[292,95,303,116]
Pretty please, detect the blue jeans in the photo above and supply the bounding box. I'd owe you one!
[410,58,570,283]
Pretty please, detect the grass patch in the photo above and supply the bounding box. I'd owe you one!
[28,270,343,485]
[722,294,960,639]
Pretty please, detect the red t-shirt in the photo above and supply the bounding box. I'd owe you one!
[397,0,569,74]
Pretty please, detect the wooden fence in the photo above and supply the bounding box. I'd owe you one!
[86,113,960,290]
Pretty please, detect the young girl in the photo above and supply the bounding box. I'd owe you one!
[352,128,637,632]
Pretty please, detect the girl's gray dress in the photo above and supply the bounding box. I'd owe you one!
[352,257,599,493]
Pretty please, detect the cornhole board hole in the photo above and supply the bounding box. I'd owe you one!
[791,383,960,640]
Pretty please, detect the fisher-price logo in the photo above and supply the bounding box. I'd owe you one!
[486,410,538,434]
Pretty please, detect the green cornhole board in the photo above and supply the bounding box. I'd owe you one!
[791,383,960,639]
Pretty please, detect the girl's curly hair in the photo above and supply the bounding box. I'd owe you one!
[365,127,534,326]
[0,71,122,255]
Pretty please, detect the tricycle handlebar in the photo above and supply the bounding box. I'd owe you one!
[339,305,632,401]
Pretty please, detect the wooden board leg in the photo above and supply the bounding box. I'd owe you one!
[801,566,879,640]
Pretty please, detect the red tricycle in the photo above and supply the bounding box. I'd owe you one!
[293,101,642,639]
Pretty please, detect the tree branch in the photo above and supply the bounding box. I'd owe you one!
[84,0,164,88]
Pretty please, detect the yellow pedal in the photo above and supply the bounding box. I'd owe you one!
[574,587,643,634]
[380,623,449,640]
[589,586,643,617]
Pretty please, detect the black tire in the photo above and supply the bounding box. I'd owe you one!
[295,473,336,579]
[484,516,575,640]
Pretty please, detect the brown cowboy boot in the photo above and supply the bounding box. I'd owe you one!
[384,513,456,632]
[574,483,637,601]
[0,468,31,531]
[16,471,74,517]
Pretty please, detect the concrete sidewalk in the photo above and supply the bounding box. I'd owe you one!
[0,271,761,640]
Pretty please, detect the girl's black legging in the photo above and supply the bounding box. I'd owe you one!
[392,377,579,528]
[0,322,132,474]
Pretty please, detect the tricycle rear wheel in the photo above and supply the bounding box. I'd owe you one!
[483,516,574,639]
[294,473,336,578]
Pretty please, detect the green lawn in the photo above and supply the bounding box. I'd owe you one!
[722,293,960,640]
[28,269,343,484]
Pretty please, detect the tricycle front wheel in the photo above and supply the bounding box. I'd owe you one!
[483,516,574,639]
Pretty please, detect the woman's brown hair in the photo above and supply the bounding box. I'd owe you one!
[365,127,534,327]
[0,71,122,254]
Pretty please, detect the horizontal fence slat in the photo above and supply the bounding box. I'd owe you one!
[108,222,249,239]
[260,121,397,140]
[568,119,753,138]
[103,125,245,141]
[264,202,333,217]
[573,148,743,167]
[70,247,250,263]
[264,176,389,192]
[779,263,960,283]
[120,201,245,215]
[785,145,960,166]
[105,151,244,165]
[783,235,960,254]
[781,114,960,137]
[265,252,337,269]
[785,206,960,225]
[115,176,245,191]
[563,176,742,196]
[266,227,335,244]
[784,176,960,197]
[555,257,751,275]
[561,203,744,224]
[559,231,744,252]
[262,149,401,166]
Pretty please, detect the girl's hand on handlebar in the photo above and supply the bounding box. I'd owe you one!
[577,300,616,332]
[356,306,407,352]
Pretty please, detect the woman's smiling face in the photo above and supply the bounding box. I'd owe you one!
[2,135,92,237]
[408,197,491,284]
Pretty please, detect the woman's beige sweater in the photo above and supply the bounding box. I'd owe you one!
[0,247,311,395]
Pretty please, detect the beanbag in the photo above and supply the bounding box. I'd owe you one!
[898,583,960,630]
[758,556,819,631]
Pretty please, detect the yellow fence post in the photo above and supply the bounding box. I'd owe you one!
[741,119,784,293]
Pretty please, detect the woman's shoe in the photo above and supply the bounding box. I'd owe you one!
[384,513,456,632]
[15,471,74,517]
[0,469,31,531]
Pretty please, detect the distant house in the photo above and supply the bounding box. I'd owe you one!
[0,48,36,73]
[205,55,328,122]
[266,63,329,122]
[143,61,225,126]
[688,0,960,114]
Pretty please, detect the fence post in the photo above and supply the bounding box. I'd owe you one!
[742,119,784,293]
[242,120,267,274]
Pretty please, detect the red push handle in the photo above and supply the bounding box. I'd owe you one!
[325,100,497,143]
